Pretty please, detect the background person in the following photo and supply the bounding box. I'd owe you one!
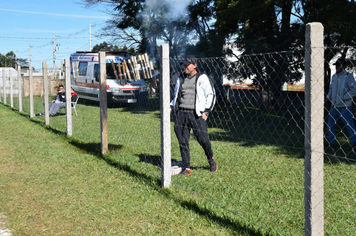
[171,55,217,175]
[36,85,65,116]
[36,86,78,117]
[326,58,356,147]
[47,88,78,116]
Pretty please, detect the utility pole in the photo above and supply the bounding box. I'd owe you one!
[89,21,92,52]
[52,34,60,79]
[29,45,31,69]
[53,33,55,70]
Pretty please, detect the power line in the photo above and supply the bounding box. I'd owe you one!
[11,23,104,54]
[0,8,110,19]
[0,36,53,40]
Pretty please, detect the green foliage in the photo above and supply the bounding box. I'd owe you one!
[91,41,137,54]
[83,0,219,58]
[0,51,28,68]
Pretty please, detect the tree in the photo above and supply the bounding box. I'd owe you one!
[295,0,356,93]
[81,0,221,58]
[91,41,136,55]
[0,51,28,68]
[215,0,356,108]
[215,0,302,109]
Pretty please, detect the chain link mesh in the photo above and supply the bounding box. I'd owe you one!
[1,45,356,234]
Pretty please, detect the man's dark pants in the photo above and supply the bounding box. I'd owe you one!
[174,109,214,169]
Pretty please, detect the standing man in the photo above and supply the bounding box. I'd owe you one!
[326,58,356,147]
[171,55,217,175]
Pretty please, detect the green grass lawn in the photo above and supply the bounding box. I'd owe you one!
[1,96,356,235]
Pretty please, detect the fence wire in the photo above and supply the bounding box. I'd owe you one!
[1,45,356,235]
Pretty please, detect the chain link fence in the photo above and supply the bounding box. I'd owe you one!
[1,28,356,236]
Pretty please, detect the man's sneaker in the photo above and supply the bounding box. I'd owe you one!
[35,113,43,116]
[179,168,191,176]
[209,158,218,172]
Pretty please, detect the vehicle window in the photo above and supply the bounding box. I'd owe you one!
[106,64,116,79]
[94,64,99,82]
[78,62,88,76]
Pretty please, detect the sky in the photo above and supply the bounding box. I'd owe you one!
[0,0,114,70]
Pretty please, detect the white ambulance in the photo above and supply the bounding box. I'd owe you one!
[70,51,148,105]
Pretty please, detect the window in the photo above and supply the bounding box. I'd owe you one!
[94,64,99,82]
[78,62,88,76]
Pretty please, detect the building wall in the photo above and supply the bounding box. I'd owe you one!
[1,68,65,97]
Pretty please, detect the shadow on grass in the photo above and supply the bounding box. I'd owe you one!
[57,139,270,235]
[101,152,271,235]
[137,153,161,166]
[159,191,273,236]
[6,104,285,235]
[136,154,212,171]
[68,141,124,156]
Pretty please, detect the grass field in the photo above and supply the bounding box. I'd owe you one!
[1,96,356,235]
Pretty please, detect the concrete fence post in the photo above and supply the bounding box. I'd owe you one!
[304,22,324,236]
[99,52,108,155]
[160,43,172,188]
[29,63,34,118]
[2,68,5,103]
[65,59,72,136]
[17,66,22,112]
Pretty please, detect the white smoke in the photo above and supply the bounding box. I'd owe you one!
[141,0,193,56]
[145,0,192,20]
[167,0,192,20]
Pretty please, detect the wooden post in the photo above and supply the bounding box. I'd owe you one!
[99,52,108,155]
[111,61,119,81]
[121,62,128,84]
[149,60,157,88]
[139,54,148,80]
[144,53,153,79]
[123,60,132,82]
[304,22,324,236]
[127,59,136,81]
[117,61,123,85]
[132,56,141,80]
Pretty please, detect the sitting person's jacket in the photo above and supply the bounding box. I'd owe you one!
[71,91,78,105]
[56,92,66,102]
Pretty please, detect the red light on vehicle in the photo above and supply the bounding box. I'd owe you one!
[106,85,110,90]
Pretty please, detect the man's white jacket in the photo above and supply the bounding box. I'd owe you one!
[171,73,216,117]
